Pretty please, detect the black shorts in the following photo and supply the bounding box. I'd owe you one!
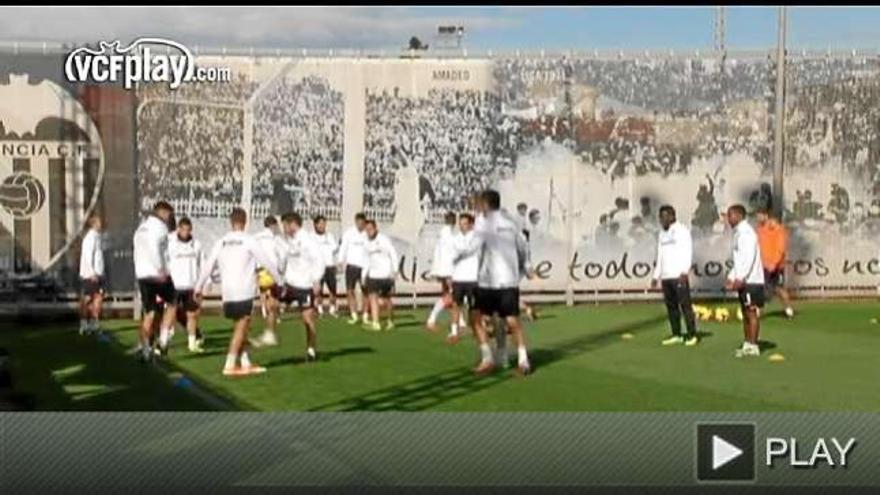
[475,287,520,318]
[764,268,784,288]
[345,265,363,291]
[81,277,106,297]
[321,266,338,294]
[280,285,315,309]
[451,281,478,307]
[738,284,766,310]
[138,278,176,314]
[365,278,394,298]
[175,289,200,312]
[223,299,254,320]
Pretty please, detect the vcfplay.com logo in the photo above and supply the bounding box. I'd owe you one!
[64,37,232,90]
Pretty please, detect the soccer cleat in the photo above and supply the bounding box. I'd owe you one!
[425,321,438,332]
[784,307,795,319]
[384,320,395,331]
[446,333,460,345]
[188,342,205,354]
[258,331,279,347]
[472,361,496,376]
[329,307,339,318]
[347,314,359,325]
[515,362,532,377]
[138,347,154,363]
[363,321,382,332]
[241,364,268,375]
[684,336,699,347]
[306,349,318,363]
[661,335,684,346]
[222,366,245,377]
[734,344,761,358]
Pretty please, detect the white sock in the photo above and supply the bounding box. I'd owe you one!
[450,323,459,336]
[362,311,369,322]
[240,352,252,368]
[479,343,493,364]
[318,305,325,315]
[307,347,316,358]
[458,315,467,327]
[427,299,445,325]
[188,334,197,349]
[80,319,88,330]
[159,327,171,347]
[330,305,338,315]
[517,345,529,367]
[224,354,237,370]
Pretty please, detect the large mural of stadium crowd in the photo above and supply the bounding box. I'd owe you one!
[132,53,880,294]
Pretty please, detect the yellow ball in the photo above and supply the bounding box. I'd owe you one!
[257,269,275,289]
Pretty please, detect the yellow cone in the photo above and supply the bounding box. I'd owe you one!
[768,353,785,362]
[621,332,634,340]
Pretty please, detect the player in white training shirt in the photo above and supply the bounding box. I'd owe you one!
[362,220,399,332]
[167,217,205,353]
[195,208,281,377]
[278,212,325,361]
[725,204,766,358]
[312,215,340,317]
[79,213,105,335]
[133,201,179,361]
[426,212,458,332]
[252,215,286,347]
[447,213,480,344]
[455,190,532,376]
[338,212,370,324]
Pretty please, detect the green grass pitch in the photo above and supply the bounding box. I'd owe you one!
[2,300,879,411]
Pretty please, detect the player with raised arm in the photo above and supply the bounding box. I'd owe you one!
[195,208,281,376]
[338,212,369,324]
[78,213,105,335]
[650,205,698,347]
[362,220,399,332]
[312,215,340,317]
[278,212,325,362]
[447,213,480,344]
[426,212,458,332]
[133,201,179,361]
[455,189,532,376]
[725,204,766,358]
[167,217,206,353]
[252,215,286,347]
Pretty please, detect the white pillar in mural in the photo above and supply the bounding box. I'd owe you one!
[341,63,366,222]
[241,106,254,215]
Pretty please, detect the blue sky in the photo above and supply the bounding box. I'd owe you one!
[0,6,879,51]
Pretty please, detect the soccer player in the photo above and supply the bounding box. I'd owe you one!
[362,220,399,332]
[426,212,458,332]
[195,208,281,376]
[253,216,286,347]
[338,213,369,324]
[447,213,480,344]
[278,212,325,361]
[456,189,532,376]
[78,213,105,335]
[133,201,179,361]
[312,215,340,317]
[756,207,795,319]
[167,217,205,353]
[650,205,698,346]
[725,204,766,358]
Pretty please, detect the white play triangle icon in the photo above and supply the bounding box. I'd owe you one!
[712,435,743,470]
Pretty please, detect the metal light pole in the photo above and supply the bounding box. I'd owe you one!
[772,6,787,218]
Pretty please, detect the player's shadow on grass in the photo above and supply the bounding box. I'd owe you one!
[758,340,777,352]
[264,346,375,368]
[309,315,667,412]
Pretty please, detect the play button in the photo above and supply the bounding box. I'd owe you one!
[712,435,743,470]
[697,423,755,482]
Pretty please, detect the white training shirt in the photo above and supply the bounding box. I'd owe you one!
[167,234,203,290]
[338,226,368,268]
[196,230,280,303]
[79,228,105,279]
[652,221,693,281]
[430,224,456,278]
[451,230,479,283]
[280,230,326,289]
[133,215,170,280]
[312,231,339,268]
[363,232,398,281]
[728,220,765,285]
[253,227,285,274]
[457,209,528,289]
